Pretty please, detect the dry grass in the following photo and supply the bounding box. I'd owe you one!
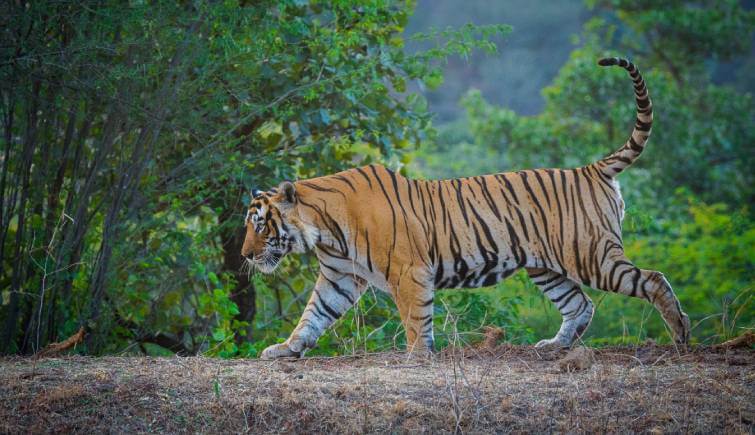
[1,344,752,433]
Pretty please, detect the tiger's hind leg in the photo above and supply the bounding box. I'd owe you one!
[527,268,594,349]
[392,270,435,354]
[597,257,690,345]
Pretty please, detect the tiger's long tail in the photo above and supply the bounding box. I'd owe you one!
[591,57,653,177]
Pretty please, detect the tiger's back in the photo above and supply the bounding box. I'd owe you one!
[297,163,624,292]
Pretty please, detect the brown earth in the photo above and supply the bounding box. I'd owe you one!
[1,344,753,433]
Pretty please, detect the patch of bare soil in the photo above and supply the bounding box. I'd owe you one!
[1,345,752,433]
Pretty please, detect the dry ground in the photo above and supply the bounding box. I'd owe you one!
[1,344,753,433]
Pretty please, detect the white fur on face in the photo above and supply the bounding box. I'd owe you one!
[245,205,318,274]
[252,256,279,273]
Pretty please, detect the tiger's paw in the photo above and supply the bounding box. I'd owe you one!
[674,312,691,348]
[406,348,436,361]
[260,342,301,360]
[535,338,571,350]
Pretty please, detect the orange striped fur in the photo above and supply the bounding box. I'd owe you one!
[243,58,690,358]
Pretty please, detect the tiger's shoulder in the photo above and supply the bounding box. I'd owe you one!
[295,163,402,195]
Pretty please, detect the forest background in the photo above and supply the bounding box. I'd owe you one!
[1,0,752,357]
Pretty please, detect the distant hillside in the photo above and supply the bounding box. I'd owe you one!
[405,0,589,120]
[406,0,754,122]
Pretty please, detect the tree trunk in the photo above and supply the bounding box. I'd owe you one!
[221,219,257,343]
[83,12,203,352]
[0,80,41,353]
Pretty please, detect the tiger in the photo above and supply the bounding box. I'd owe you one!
[242,57,690,359]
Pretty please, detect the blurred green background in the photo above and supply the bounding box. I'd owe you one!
[1,0,752,356]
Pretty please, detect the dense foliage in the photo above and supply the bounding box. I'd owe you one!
[1,0,751,356]
[0,0,508,355]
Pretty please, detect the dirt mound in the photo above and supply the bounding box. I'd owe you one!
[1,345,753,433]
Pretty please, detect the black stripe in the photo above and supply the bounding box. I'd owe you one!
[554,287,582,312]
[370,165,397,277]
[325,277,356,305]
[437,181,448,231]
[532,171,553,210]
[387,167,413,244]
[300,181,345,196]
[547,170,566,267]
[520,171,554,259]
[551,286,577,304]
[543,277,568,293]
[532,273,560,287]
[513,206,531,242]
[298,197,349,255]
[466,197,499,254]
[497,174,520,205]
[475,176,502,221]
[452,179,470,226]
[355,167,373,189]
[333,174,357,192]
[309,292,334,321]
[316,294,341,320]
[364,228,374,273]
[569,179,588,284]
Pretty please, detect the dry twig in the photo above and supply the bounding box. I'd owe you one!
[35,327,85,358]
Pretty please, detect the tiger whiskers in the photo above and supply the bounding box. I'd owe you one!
[239,259,251,275]
[239,258,259,281]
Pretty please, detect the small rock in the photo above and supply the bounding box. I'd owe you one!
[392,399,409,416]
[277,363,295,373]
[558,346,594,372]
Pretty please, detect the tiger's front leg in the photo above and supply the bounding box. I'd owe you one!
[260,272,365,359]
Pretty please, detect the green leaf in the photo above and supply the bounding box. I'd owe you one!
[319,108,331,125]
[208,272,220,286]
[212,328,226,342]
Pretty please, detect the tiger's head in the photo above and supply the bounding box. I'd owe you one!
[241,181,314,273]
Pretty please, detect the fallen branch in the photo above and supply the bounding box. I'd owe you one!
[716,331,754,350]
[36,327,85,358]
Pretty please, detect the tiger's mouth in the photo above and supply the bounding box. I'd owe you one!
[253,252,283,273]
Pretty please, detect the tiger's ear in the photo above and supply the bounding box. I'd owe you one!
[251,188,263,199]
[274,181,297,210]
